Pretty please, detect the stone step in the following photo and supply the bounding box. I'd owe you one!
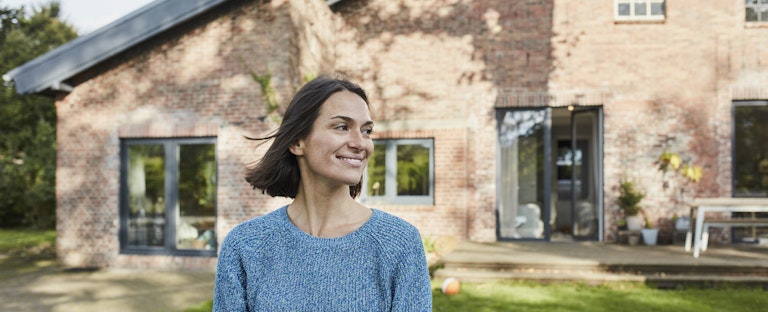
[442,260,768,276]
[434,265,768,288]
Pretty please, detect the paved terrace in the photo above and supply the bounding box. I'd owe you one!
[434,241,768,287]
[2,241,768,311]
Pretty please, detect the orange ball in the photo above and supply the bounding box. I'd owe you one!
[441,277,460,295]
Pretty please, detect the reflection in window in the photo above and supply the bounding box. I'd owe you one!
[177,144,217,250]
[366,144,387,196]
[121,138,217,256]
[557,140,589,200]
[127,145,165,247]
[746,0,768,22]
[364,139,434,205]
[397,144,430,196]
[734,103,768,197]
[733,102,768,242]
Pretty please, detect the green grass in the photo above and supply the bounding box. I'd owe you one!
[432,280,768,312]
[188,279,768,311]
[0,228,56,255]
[0,228,57,279]
[184,299,213,312]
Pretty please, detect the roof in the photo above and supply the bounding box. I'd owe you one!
[3,0,342,95]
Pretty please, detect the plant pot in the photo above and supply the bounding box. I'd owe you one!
[641,228,659,246]
[626,215,643,231]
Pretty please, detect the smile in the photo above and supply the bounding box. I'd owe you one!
[338,156,364,165]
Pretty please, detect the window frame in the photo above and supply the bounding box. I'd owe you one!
[119,137,218,257]
[732,101,768,198]
[362,138,435,206]
[746,0,768,23]
[614,0,666,22]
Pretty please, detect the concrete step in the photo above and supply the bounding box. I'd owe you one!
[434,264,768,288]
[442,260,768,276]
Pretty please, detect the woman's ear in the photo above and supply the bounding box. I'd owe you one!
[289,139,305,156]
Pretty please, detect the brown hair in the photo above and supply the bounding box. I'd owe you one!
[244,74,369,198]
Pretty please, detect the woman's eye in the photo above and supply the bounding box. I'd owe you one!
[335,124,349,131]
[363,128,373,135]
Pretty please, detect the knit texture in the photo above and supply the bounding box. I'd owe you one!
[213,206,433,311]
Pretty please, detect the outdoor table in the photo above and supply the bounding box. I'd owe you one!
[685,198,768,258]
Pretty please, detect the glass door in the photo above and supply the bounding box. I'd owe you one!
[497,106,603,241]
[569,108,602,240]
[496,109,551,240]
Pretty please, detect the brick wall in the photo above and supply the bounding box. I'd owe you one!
[55,0,329,269]
[331,0,768,242]
[54,0,768,269]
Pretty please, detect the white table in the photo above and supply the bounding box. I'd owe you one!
[685,198,768,258]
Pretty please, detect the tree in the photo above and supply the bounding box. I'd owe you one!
[0,1,77,228]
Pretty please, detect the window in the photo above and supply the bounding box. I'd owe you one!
[556,140,589,200]
[746,0,768,22]
[732,101,768,242]
[733,102,768,197]
[615,0,665,21]
[363,139,434,205]
[120,137,217,256]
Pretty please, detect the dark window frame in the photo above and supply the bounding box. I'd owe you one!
[362,138,435,206]
[731,100,768,242]
[119,137,217,257]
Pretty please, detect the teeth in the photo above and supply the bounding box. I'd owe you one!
[339,157,362,164]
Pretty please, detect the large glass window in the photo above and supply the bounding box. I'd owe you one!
[363,139,434,205]
[615,0,665,21]
[120,138,217,256]
[733,101,768,242]
[733,102,768,197]
[746,0,768,22]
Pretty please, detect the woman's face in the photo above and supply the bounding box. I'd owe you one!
[291,90,374,189]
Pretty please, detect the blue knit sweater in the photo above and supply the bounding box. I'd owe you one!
[213,206,432,311]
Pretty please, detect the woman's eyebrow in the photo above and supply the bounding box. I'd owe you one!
[330,115,374,126]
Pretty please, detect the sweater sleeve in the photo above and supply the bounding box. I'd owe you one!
[390,229,433,312]
[213,230,249,312]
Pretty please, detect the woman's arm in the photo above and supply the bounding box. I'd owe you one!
[390,230,433,311]
[213,233,249,311]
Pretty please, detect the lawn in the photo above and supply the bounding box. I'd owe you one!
[188,279,767,311]
[0,228,56,255]
[0,228,57,279]
[431,279,768,312]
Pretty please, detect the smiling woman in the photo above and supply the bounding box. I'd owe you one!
[214,74,432,311]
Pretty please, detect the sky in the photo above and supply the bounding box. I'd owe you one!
[4,0,155,34]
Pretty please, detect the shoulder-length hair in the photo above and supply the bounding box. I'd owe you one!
[244,74,369,198]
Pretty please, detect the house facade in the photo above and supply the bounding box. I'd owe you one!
[6,0,768,269]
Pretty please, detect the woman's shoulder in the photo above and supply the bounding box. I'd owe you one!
[223,206,287,245]
[365,209,423,249]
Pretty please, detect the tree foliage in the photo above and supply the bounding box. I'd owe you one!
[0,1,77,228]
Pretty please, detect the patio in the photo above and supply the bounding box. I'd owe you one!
[434,240,768,288]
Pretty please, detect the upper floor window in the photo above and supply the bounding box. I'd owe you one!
[746,0,768,22]
[120,137,217,257]
[363,138,434,205]
[615,0,665,21]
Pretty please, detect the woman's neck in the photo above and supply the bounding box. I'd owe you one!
[287,183,371,238]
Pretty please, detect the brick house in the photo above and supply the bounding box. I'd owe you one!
[5,0,768,269]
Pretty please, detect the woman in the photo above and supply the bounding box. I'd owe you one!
[213,75,432,311]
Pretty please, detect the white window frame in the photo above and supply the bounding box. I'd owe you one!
[362,138,435,206]
[614,0,665,22]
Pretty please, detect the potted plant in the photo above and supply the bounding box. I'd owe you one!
[641,216,659,245]
[617,178,645,231]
